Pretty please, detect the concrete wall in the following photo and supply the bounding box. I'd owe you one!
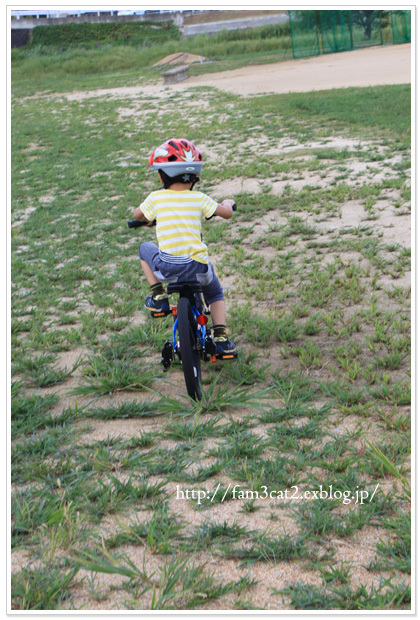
[180,13,288,37]
[11,11,185,30]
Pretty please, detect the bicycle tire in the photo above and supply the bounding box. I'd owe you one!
[177,296,202,400]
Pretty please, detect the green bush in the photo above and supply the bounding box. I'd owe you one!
[11,21,294,85]
[29,20,181,50]
[210,21,290,43]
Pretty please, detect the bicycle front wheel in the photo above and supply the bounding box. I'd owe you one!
[177,296,202,401]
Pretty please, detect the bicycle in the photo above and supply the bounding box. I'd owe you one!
[128,206,237,400]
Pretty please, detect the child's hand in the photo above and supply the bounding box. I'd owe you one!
[214,199,236,220]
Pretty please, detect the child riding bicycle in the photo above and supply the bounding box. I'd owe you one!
[132,138,236,356]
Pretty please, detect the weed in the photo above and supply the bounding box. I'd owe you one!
[187,520,250,550]
[29,357,82,387]
[221,532,309,566]
[292,341,323,368]
[291,499,340,539]
[11,563,79,610]
[70,353,156,396]
[278,578,410,610]
[11,392,59,438]
[163,416,222,443]
[85,400,163,419]
[212,429,266,462]
[319,562,352,585]
[107,506,184,554]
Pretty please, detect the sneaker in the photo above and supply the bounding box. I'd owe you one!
[214,337,237,358]
[145,294,170,316]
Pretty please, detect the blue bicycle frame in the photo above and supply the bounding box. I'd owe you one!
[172,304,205,351]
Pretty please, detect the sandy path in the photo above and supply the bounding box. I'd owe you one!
[60,43,411,101]
[61,43,411,103]
[175,43,411,96]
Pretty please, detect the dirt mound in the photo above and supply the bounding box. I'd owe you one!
[153,52,208,68]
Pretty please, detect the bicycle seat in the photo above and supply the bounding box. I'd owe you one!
[167,282,203,295]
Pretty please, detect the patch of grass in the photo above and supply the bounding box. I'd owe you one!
[84,400,164,419]
[291,499,340,539]
[11,390,60,438]
[277,578,411,610]
[231,305,302,346]
[210,429,267,465]
[221,532,309,566]
[70,352,156,396]
[106,505,184,554]
[11,563,79,610]
[250,85,411,146]
[187,520,250,551]
[319,561,352,585]
[163,415,222,443]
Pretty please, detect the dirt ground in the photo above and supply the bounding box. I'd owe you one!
[61,43,411,103]
[13,43,411,611]
[171,43,412,97]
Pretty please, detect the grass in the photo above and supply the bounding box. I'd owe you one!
[11,564,80,610]
[10,37,411,611]
[277,578,410,610]
[220,533,310,567]
[11,21,292,93]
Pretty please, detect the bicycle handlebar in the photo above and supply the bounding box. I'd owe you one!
[127,219,155,228]
[128,202,237,229]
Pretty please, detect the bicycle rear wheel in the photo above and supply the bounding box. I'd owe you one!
[177,296,202,400]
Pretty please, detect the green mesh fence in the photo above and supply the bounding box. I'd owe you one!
[288,10,320,58]
[319,10,353,53]
[391,10,411,44]
[348,10,383,48]
[289,10,410,59]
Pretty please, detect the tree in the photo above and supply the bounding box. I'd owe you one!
[351,10,380,40]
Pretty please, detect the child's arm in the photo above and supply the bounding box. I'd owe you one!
[213,199,235,220]
[133,206,155,226]
[133,206,148,221]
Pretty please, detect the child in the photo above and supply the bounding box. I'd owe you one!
[133,138,236,355]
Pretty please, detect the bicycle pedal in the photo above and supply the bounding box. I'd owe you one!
[151,309,170,318]
[161,340,174,370]
[217,351,238,361]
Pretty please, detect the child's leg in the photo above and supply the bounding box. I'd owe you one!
[138,243,167,306]
[202,267,234,349]
[201,264,227,329]
[140,260,160,286]
[209,299,226,326]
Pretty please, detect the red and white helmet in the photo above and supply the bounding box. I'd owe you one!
[148,138,203,178]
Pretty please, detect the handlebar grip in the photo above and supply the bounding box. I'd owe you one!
[127,219,156,228]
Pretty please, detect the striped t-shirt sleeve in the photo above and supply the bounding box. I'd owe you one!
[139,194,156,221]
[201,194,218,219]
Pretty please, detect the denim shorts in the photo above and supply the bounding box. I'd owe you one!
[138,242,224,305]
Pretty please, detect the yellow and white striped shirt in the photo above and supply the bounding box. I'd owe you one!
[139,189,218,264]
